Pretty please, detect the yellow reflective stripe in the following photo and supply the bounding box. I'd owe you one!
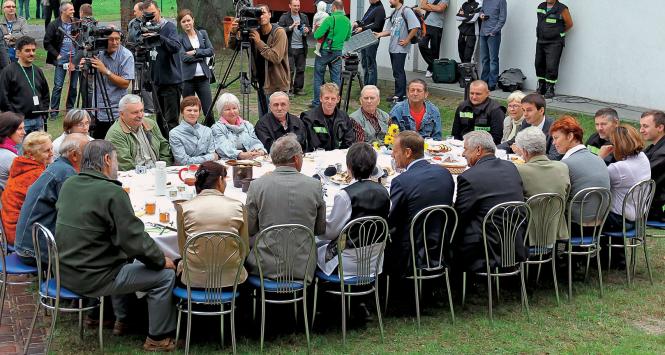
[313,126,329,134]
[545,78,558,84]
[560,32,566,37]
[546,18,557,23]
[460,112,473,119]
[536,8,546,14]
[587,145,600,155]
[474,126,490,132]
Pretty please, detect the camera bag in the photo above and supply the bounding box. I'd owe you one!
[432,58,458,83]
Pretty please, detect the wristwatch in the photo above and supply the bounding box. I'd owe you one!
[105,69,111,76]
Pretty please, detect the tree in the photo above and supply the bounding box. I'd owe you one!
[120,0,136,33]
[176,0,234,48]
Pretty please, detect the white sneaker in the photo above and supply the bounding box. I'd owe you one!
[425,70,433,78]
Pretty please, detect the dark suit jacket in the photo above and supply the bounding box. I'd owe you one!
[499,116,561,160]
[645,136,665,221]
[387,159,454,276]
[178,29,214,81]
[454,155,526,272]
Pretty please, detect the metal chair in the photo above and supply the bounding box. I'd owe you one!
[0,217,37,326]
[402,205,458,327]
[173,231,247,355]
[248,224,316,352]
[604,179,655,286]
[524,193,565,305]
[462,201,531,322]
[24,223,104,354]
[311,216,389,344]
[560,187,611,300]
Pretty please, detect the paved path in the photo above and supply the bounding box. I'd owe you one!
[1,275,47,355]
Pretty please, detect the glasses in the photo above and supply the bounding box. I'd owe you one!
[4,5,15,7]
[76,120,90,127]
[508,104,521,109]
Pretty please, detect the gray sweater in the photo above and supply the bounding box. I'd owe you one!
[169,122,216,165]
[562,147,610,224]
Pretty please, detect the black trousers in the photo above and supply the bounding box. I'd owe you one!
[418,26,443,71]
[257,86,269,119]
[288,47,306,92]
[91,120,113,139]
[535,41,564,83]
[153,83,182,138]
[43,0,59,29]
[458,34,476,63]
[183,76,213,122]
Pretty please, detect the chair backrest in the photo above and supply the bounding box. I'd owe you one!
[0,215,8,274]
[482,201,531,269]
[252,224,316,293]
[32,223,59,299]
[408,205,458,272]
[525,193,565,253]
[621,179,656,239]
[567,187,611,243]
[181,231,247,303]
[336,216,389,285]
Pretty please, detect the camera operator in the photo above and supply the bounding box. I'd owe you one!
[141,0,183,138]
[86,29,134,138]
[127,1,143,44]
[231,4,289,118]
[44,1,79,120]
[126,0,154,115]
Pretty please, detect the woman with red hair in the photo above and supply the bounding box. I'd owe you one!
[550,115,610,232]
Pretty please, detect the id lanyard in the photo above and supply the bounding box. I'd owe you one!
[19,65,39,106]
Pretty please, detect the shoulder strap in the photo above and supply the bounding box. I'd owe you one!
[424,0,443,19]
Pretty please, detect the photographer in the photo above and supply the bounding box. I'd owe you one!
[141,0,183,138]
[87,29,134,138]
[278,0,309,96]
[43,1,79,120]
[127,1,143,44]
[232,4,289,118]
[126,0,154,114]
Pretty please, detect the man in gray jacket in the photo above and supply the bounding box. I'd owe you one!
[245,134,326,282]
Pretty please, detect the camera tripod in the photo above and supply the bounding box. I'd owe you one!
[206,36,256,127]
[77,58,114,128]
[338,55,363,113]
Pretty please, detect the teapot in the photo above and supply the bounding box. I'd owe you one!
[178,164,199,186]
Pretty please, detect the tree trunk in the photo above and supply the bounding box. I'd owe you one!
[176,0,234,48]
[120,0,135,33]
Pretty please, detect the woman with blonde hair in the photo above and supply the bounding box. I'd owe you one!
[501,90,526,143]
[1,131,52,244]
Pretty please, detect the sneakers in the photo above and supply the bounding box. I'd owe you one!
[425,70,433,78]
[143,337,176,352]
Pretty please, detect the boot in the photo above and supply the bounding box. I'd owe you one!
[537,80,547,95]
[544,83,556,99]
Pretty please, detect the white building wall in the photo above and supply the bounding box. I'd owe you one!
[351,0,665,109]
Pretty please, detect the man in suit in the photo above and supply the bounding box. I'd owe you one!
[387,131,455,277]
[640,110,665,222]
[455,130,525,272]
[499,93,561,160]
[513,127,570,243]
[245,133,326,282]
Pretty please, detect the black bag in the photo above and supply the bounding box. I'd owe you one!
[498,68,526,92]
[432,58,458,83]
[208,54,216,84]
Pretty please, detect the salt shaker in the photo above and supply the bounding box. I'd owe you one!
[154,161,167,196]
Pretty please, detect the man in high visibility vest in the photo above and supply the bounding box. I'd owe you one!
[535,0,573,99]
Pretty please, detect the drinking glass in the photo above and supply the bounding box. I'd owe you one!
[145,199,156,215]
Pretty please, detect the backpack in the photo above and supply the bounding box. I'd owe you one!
[394,6,425,44]
[498,68,527,92]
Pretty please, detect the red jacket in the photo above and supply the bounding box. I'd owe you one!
[1,156,45,245]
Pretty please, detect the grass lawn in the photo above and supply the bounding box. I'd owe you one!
[25,0,178,24]
[24,7,662,354]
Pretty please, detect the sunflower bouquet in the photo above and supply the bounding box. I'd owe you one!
[383,124,400,148]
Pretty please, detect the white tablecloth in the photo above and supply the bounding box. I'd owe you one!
[117,149,399,259]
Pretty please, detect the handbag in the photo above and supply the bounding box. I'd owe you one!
[207,54,216,84]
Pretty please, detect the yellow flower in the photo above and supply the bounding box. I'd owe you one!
[384,135,394,145]
[372,141,380,150]
[424,142,429,150]
[388,124,400,136]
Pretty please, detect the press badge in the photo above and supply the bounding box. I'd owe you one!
[63,63,69,70]
[33,96,39,105]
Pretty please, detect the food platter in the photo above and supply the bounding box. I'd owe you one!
[427,143,452,156]
[431,155,467,175]
[330,171,353,185]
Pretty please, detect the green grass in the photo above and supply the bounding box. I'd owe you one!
[25,0,178,24]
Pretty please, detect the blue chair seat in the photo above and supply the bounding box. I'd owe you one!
[647,221,665,229]
[39,280,82,300]
[247,275,304,291]
[0,253,38,274]
[315,269,374,285]
[604,229,637,238]
[6,244,15,253]
[172,287,237,303]
[569,236,596,246]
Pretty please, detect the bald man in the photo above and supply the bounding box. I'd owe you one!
[451,80,504,144]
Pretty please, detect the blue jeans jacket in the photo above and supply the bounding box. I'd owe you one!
[389,100,443,140]
[15,157,76,261]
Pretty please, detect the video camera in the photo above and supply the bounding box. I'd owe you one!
[72,17,114,55]
[134,12,161,52]
[234,0,262,39]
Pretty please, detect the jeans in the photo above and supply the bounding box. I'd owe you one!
[479,34,502,88]
[312,49,342,106]
[389,52,407,100]
[50,57,79,118]
[90,262,177,338]
[418,26,442,72]
[288,47,306,91]
[183,76,213,122]
[360,41,379,86]
[153,83,182,138]
[18,0,29,19]
[24,117,44,135]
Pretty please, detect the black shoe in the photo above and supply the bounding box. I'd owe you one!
[544,83,556,99]
[537,80,547,95]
